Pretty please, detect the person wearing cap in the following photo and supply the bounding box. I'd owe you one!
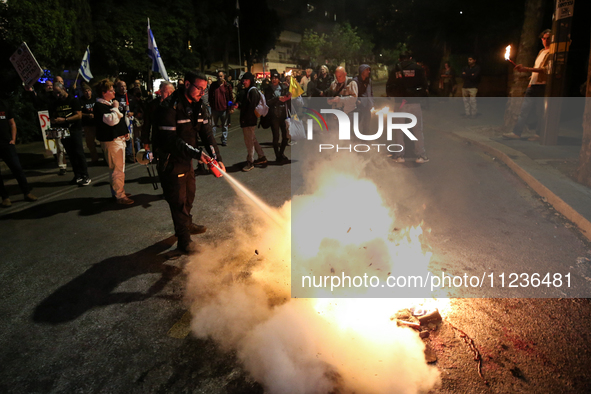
[264,70,291,163]
[154,71,225,254]
[234,72,267,172]
[94,79,133,205]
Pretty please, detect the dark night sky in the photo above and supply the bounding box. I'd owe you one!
[270,0,589,95]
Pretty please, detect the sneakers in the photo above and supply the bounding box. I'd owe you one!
[416,156,430,163]
[527,135,540,141]
[502,132,521,140]
[392,156,405,163]
[253,156,268,166]
[78,176,92,186]
[1,198,11,208]
[58,168,66,176]
[242,162,254,172]
[116,197,134,205]
[24,193,38,202]
[189,223,207,234]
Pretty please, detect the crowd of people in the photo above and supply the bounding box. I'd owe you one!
[0,59,425,209]
[1,30,556,253]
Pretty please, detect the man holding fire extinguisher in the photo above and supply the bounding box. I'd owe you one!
[154,71,225,255]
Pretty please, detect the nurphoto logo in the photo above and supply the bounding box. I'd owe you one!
[304,108,418,153]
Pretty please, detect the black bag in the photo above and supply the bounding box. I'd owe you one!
[259,114,271,129]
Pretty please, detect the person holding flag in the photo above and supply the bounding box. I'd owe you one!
[78,46,93,84]
[147,19,169,82]
[72,46,94,94]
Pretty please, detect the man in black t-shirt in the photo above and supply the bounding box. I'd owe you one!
[80,84,100,164]
[50,83,91,186]
[0,102,37,207]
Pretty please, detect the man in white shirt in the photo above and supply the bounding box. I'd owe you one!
[503,29,552,141]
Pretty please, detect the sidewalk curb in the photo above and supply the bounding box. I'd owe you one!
[453,131,591,242]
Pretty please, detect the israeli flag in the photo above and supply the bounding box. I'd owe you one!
[147,18,169,81]
[79,46,93,82]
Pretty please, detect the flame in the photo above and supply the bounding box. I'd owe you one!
[504,45,511,60]
[290,171,450,322]
[371,106,391,115]
[285,69,293,76]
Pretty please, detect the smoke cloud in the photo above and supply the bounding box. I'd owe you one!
[185,153,440,393]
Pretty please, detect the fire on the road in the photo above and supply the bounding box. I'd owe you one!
[186,166,447,393]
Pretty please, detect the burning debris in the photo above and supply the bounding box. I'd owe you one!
[185,164,447,393]
[393,306,444,362]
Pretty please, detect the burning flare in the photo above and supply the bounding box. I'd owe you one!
[504,45,517,66]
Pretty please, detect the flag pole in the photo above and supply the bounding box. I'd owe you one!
[237,20,242,72]
[74,71,80,88]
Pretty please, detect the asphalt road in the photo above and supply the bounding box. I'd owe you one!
[1,102,590,393]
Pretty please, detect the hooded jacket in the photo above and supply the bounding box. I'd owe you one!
[353,64,374,108]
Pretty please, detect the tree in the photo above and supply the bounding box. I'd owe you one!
[295,23,376,72]
[0,0,92,80]
[378,43,408,66]
[323,23,363,70]
[297,29,327,67]
[575,38,591,186]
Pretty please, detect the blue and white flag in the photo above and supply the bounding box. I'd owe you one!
[78,46,93,82]
[147,18,169,81]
